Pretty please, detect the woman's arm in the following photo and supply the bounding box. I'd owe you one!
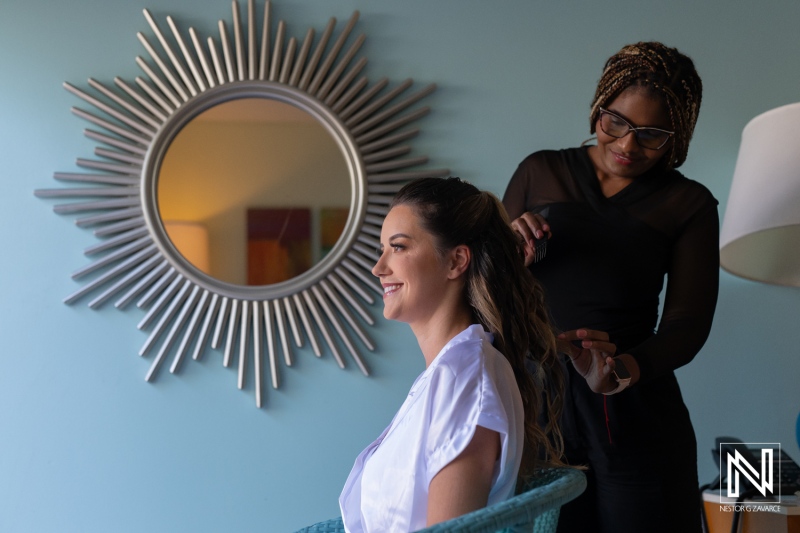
[426,425,500,527]
[627,204,720,382]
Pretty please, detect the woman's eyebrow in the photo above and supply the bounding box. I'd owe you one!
[389,233,412,240]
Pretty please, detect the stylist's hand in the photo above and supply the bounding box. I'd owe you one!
[510,212,551,267]
[558,329,618,394]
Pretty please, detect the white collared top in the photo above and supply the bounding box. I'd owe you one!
[339,324,524,533]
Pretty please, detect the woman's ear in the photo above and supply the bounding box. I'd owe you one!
[447,245,471,279]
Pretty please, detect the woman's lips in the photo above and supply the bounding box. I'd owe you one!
[382,283,402,298]
[612,151,636,166]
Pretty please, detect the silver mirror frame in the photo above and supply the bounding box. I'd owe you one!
[35,0,448,407]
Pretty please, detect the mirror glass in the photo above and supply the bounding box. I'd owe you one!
[157,97,351,286]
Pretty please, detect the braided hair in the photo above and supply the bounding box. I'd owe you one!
[391,177,566,479]
[589,41,703,169]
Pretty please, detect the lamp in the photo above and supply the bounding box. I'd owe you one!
[163,221,211,275]
[719,102,800,287]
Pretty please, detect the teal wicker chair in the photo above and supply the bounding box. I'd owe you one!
[293,467,586,533]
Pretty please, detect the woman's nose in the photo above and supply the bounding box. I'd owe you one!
[372,253,386,278]
[618,130,639,151]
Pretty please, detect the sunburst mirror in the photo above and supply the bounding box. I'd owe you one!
[35,0,447,407]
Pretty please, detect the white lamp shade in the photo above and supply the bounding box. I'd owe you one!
[163,221,211,275]
[719,102,800,287]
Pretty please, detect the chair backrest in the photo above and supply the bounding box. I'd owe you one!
[416,467,586,533]
[294,467,586,533]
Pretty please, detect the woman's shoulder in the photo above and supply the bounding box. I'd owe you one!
[517,147,583,167]
[662,168,719,208]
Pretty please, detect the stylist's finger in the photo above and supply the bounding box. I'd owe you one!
[517,212,551,240]
[558,329,616,355]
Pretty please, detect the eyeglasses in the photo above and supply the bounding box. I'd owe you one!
[598,108,674,150]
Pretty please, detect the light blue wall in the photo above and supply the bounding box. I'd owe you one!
[2,0,799,531]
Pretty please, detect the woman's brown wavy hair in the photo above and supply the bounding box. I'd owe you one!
[391,177,566,480]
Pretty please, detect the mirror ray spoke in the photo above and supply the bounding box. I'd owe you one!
[333,267,374,305]
[263,300,279,389]
[115,259,170,309]
[65,82,157,137]
[64,245,158,305]
[88,78,163,130]
[223,298,241,367]
[115,77,170,122]
[75,159,141,177]
[252,301,263,406]
[342,257,382,296]
[328,273,375,328]
[316,34,364,102]
[218,21,236,83]
[134,75,176,114]
[89,253,163,309]
[137,31,191,101]
[288,28,314,87]
[257,0,271,80]
[308,11,359,95]
[278,37,296,84]
[238,298,250,389]
[190,29,217,89]
[172,286,208,373]
[94,216,147,237]
[339,78,387,121]
[71,107,152,146]
[135,56,183,108]
[323,57,366,107]
[166,16,206,93]
[282,296,303,348]
[268,20,285,81]
[231,0,246,81]
[137,267,178,309]
[72,237,153,279]
[273,300,292,366]
[359,129,419,155]
[192,292,220,360]
[345,79,414,130]
[298,17,335,91]
[142,9,198,97]
[140,278,191,357]
[303,289,344,367]
[349,244,379,264]
[356,107,430,144]
[94,148,144,166]
[138,273,184,330]
[143,281,196,380]
[53,172,139,186]
[311,285,369,376]
[85,227,150,255]
[211,296,230,349]
[330,76,368,114]
[85,130,148,156]
[76,207,143,228]
[362,145,411,164]
[292,293,320,356]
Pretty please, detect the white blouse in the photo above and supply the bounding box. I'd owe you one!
[339,325,524,533]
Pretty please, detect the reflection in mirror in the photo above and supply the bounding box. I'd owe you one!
[157,98,350,286]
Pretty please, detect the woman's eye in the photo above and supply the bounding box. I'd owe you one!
[390,243,404,251]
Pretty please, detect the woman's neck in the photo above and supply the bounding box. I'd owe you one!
[411,307,473,368]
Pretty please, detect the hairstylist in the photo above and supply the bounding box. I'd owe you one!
[503,42,719,533]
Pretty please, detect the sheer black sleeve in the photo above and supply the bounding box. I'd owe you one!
[627,200,720,383]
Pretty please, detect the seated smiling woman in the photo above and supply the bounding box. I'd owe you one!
[338,177,566,532]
